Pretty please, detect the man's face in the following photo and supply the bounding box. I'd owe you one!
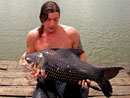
[43,12,60,33]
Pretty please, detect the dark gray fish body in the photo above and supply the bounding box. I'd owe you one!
[25,48,124,97]
[41,50,100,83]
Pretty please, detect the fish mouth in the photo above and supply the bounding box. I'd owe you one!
[19,57,38,70]
[20,52,45,72]
[19,58,28,66]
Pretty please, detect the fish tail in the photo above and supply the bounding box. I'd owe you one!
[98,77,112,97]
[103,67,124,79]
[97,67,124,97]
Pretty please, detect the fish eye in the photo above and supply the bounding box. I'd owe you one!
[26,57,33,64]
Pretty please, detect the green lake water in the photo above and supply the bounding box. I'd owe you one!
[0,0,130,62]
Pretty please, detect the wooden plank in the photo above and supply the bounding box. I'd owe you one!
[89,86,130,96]
[0,85,129,97]
[0,96,32,98]
[110,75,130,86]
[90,72,130,86]
[0,97,26,98]
[0,86,35,96]
[0,61,18,66]
[0,72,30,78]
[0,77,36,86]
[88,96,130,98]
[0,96,130,98]
[0,61,29,72]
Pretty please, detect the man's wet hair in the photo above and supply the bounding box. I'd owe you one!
[38,1,60,38]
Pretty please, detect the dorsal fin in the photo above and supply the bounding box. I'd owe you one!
[50,48,84,58]
[66,48,84,57]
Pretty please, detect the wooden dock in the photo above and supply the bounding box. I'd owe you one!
[0,61,130,98]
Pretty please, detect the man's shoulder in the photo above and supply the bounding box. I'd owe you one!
[60,24,79,36]
[27,27,39,38]
[60,24,80,41]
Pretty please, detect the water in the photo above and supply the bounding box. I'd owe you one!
[0,0,130,62]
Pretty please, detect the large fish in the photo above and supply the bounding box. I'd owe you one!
[24,48,123,97]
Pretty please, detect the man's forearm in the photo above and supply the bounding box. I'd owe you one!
[80,52,87,62]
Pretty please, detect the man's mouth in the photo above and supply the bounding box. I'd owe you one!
[48,27,54,31]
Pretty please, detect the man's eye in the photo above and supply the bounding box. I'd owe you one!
[54,18,58,21]
[47,19,51,21]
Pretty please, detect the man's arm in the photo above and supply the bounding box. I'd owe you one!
[26,31,37,53]
[19,31,36,65]
[67,26,90,88]
[67,27,87,62]
[20,31,42,78]
[77,40,87,62]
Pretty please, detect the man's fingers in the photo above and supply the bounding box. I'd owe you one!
[84,81,88,88]
[41,69,47,79]
[81,80,88,88]
[82,80,85,86]
[78,80,81,85]
[86,79,91,84]
[30,69,47,79]
[34,69,40,78]
[78,79,91,88]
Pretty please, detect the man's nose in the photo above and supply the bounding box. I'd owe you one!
[50,20,54,26]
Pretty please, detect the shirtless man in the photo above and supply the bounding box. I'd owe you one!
[20,1,90,98]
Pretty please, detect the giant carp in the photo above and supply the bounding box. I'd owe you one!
[23,48,124,97]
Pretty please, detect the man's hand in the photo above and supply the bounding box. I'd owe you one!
[41,69,47,79]
[31,69,47,79]
[78,79,91,88]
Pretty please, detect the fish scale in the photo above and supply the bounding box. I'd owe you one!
[43,52,92,83]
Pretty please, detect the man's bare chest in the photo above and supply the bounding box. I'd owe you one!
[34,35,73,51]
